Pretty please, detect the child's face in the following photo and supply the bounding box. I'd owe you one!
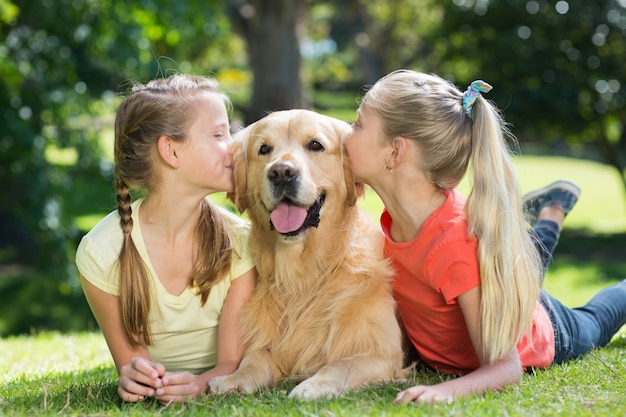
[177,93,234,193]
[344,105,388,186]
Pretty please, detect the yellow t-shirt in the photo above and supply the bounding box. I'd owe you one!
[75,198,255,374]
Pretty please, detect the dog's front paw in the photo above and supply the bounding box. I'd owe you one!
[209,374,259,394]
[288,377,343,400]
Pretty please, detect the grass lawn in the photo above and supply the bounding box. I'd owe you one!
[1,155,625,416]
[0,332,624,416]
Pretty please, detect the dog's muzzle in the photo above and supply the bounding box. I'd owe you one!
[267,160,325,236]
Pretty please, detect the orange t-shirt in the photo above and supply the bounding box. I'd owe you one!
[382,189,555,375]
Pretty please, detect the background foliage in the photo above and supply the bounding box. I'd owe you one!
[0,0,625,336]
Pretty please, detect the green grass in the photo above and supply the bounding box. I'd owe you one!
[3,155,625,416]
[1,332,625,416]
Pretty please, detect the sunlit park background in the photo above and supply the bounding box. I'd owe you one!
[1,0,625,394]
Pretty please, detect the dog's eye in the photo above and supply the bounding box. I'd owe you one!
[259,144,272,155]
[307,140,324,152]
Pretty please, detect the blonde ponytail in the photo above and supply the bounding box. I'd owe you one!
[466,98,542,362]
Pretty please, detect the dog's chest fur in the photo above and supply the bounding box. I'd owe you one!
[243,209,389,376]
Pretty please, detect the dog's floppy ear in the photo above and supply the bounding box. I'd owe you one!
[335,120,365,207]
[226,127,249,213]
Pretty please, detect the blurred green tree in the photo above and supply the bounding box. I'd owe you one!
[316,0,625,194]
[0,0,236,335]
[435,0,625,191]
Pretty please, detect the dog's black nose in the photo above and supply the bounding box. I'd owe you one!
[269,161,299,186]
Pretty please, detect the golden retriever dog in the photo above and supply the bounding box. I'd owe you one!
[209,109,404,400]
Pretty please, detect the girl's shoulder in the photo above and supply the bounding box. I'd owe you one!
[77,199,144,258]
[75,207,129,295]
[76,199,144,274]
[77,209,124,257]
[429,190,470,238]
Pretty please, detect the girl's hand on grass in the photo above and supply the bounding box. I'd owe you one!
[394,385,454,404]
[154,371,205,404]
[117,357,166,402]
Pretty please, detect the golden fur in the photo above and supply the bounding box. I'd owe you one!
[209,109,404,400]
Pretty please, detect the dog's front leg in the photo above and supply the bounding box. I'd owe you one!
[209,349,283,394]
[288,355,397,400]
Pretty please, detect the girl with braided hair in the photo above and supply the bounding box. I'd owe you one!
[345,69,626,403]
[76,73,256,403]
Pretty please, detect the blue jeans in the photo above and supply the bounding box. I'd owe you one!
[532,219,560,282]
[533,220,626,364]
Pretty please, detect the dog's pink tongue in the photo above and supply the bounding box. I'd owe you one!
[270,201,308,233]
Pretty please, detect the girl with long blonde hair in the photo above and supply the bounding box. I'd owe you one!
[346,69,626,403]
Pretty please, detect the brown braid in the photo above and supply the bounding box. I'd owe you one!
[114,178,152,346]
[115,179,132,235]
[113,73,233,347]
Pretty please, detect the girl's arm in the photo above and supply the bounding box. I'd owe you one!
[155,267,257,403]
[210,266,257,377]
[394,286,523,404]
[80,276,166,402]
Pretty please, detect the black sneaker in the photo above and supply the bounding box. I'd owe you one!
[522,179,581,225]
